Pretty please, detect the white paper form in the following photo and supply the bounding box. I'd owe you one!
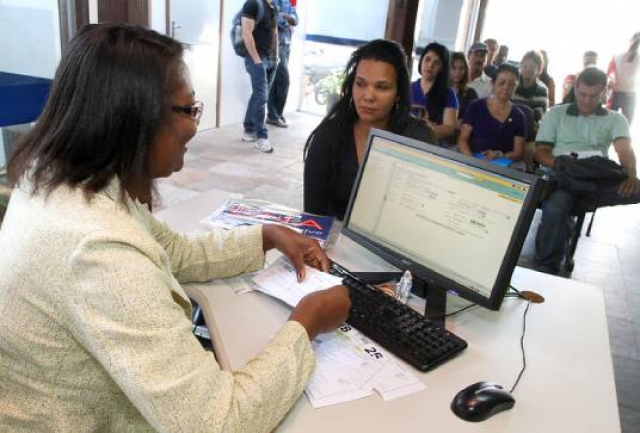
[363,360,427,401]
[252,257,425,407]
[306,325,425,408]
[252,256,342,307]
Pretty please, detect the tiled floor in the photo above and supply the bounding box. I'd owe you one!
[156,111,639,432]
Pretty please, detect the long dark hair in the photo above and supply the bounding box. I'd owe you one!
[8,23,183,205]
[418,42,451,121]
[450,51,470,95]
[304,39,412,159]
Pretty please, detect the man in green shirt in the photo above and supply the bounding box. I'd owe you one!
[534,67,640,274]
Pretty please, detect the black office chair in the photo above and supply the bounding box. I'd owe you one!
[538,176,599,274]
[191,301,213,351]
[564,200,598,273]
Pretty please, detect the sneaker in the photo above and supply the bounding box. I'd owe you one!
[266,117,288,128]
[241,132,257,142]
[255,138,274,153]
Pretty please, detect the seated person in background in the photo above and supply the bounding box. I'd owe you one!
[304,39,435,220]
[534,67,640,274]
[467,42,493,98]
[483,38,500,79]
[410,42,458,143]
[0,23,351,431]
[562,50,598,103]
[494,44,509,66]
[450,51,479,128]
[539,50,556,107]
[458,64,526,165]
[513,50,549,127]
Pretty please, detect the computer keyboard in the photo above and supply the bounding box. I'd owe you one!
[331,262,468,372]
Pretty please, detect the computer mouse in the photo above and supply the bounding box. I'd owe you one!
[451,381,515,422]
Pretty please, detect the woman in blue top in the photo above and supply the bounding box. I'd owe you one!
[411,42,458,143]
[458,64,526,163]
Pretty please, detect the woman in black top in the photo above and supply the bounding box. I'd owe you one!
[448,52,478,147]
[303,39,435,220]
[450,52,478,125]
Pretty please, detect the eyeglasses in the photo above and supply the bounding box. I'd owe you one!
[172,100,204,121]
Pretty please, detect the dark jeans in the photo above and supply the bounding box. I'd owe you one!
[535,184,640,269]
[267,43,290,121]
[244,57,277,139]
[611,91,636,125]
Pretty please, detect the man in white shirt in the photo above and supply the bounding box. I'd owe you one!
[467,42,493,98]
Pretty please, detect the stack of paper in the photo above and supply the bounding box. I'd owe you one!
[306,325,425,408]
[251,258,426,408]
[252,257,342,307]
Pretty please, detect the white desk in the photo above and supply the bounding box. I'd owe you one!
[156,190,620,433]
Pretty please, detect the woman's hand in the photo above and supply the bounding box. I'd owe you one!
[482,150,504,161]
[262,224,330,281]
[289,285,351,340]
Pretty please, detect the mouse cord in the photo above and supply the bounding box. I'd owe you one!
[509,299,532,393]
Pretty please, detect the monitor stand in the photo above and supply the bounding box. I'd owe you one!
[411,277,447,329]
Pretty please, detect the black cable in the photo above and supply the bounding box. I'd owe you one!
[509,300,532,393]
[425,303,478,320]
[444,304,478,317]
[509,285,526,299]
[434,285,523,318]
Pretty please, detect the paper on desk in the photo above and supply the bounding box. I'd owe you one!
[226,272,257,295]
[252,256,342,307]
[252,257,425,407]
[305,325,425,408]
[364,361,427,401]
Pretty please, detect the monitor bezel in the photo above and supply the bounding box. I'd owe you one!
[341,128,544,311]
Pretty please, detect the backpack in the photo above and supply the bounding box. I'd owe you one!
[230,0,265,57]
[553,155,628,194]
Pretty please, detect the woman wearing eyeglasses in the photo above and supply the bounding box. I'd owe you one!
[0,23,350,432]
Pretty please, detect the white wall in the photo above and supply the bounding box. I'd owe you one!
[151,0,220,131]
[172,0,221,131]
[0,0,61,78]
[150,0,167,34]
[305,0,389,41]
[219,0,253,127]
[416,0,464,51]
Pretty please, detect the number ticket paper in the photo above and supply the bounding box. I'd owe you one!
[252,257,424,407]
[305,325,425,408]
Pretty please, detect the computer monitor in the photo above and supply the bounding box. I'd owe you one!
[342,129,543,317]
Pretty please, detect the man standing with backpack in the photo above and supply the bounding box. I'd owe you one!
[267,0,298,128]
[241,0,278,153]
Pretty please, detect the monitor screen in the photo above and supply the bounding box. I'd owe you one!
[342,129,543,310]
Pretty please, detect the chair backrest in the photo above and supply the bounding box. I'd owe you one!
[514,103,537,172]
[514,103,536,142]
